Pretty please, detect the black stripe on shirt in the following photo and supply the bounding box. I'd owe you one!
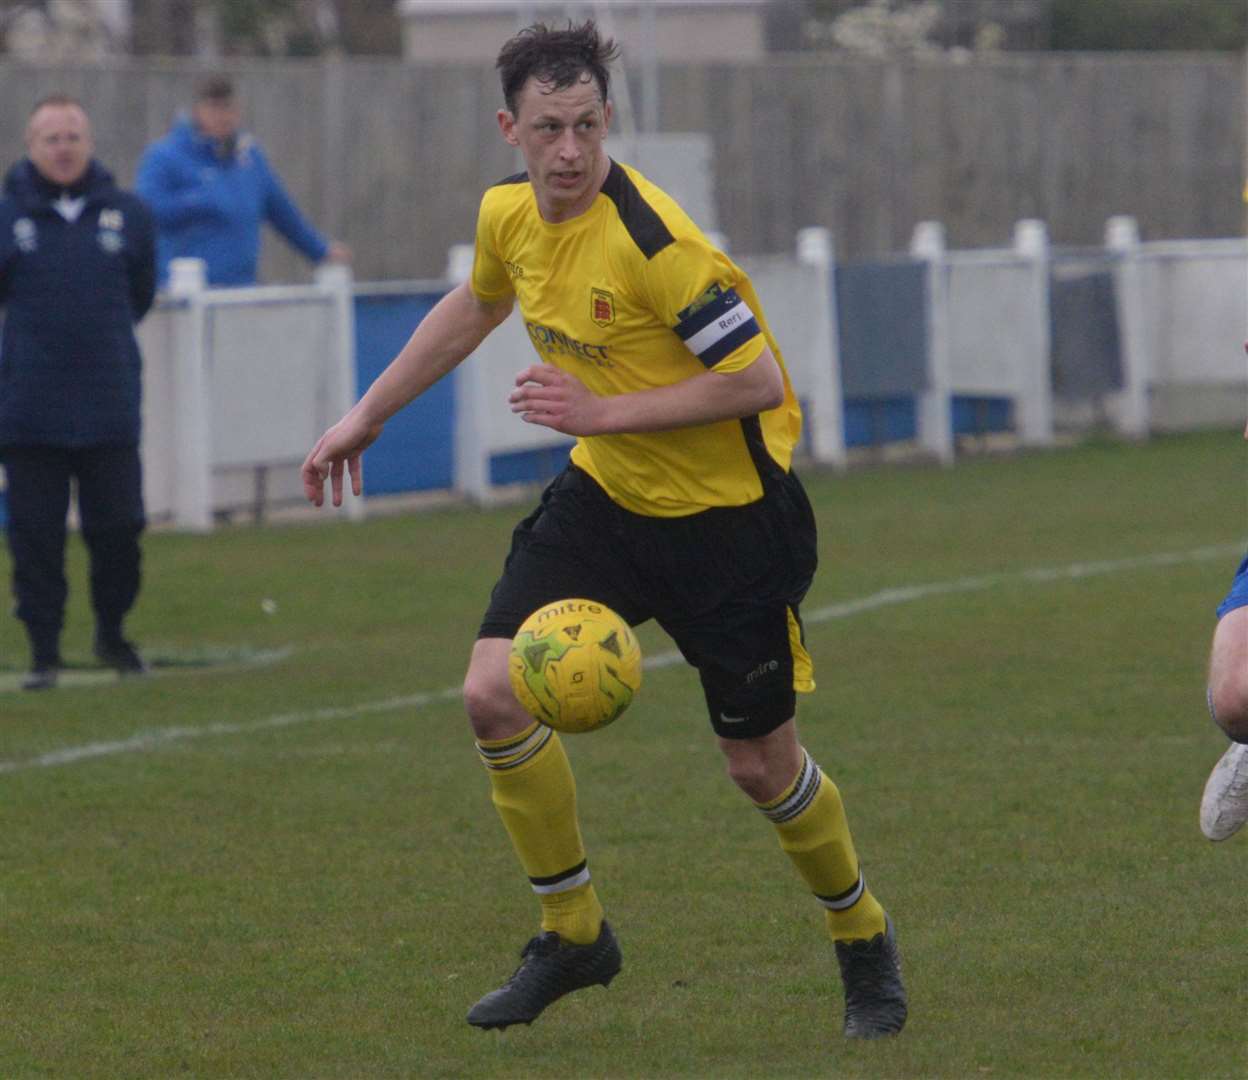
[599,160,675,260]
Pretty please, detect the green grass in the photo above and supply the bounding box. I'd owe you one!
[1,431,1246,1078]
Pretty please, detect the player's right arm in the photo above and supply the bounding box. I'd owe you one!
[301,281,512,507]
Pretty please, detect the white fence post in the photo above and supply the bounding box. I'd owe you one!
[167,258,213,531]
[1105,215,1151,439]
[1012,219,1056,447]
[911,221,955,465]
[795,227,847,469]
[448,243,492,503]
[315,262,366,521]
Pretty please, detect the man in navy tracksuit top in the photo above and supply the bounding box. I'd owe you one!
[135,75,349,286]
[0,94,156,690]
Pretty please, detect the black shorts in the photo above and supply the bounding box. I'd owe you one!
[479,464,818,740]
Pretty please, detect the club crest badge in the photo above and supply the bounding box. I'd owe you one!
[590,287,615,328]
[13,217,36,252]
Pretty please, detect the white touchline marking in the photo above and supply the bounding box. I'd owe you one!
[2,542,1242,775]
[0,688,462,776]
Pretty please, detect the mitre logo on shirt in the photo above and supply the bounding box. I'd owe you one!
[590,287,615,327]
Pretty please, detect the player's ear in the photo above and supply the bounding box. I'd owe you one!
[498,108,519,147]
[602,99,612,135]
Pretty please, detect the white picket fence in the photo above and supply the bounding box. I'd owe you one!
[95,218,1248,529]
[136,259,362,531]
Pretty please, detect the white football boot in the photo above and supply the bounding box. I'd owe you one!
[1200,741,1248,841]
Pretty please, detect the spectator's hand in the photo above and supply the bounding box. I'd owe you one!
[301,409,381,507]
[326,241,353,264]
[509,363,606,437]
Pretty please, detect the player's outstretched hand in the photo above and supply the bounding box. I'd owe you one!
[301,411,382,507]
[509,363,605,436]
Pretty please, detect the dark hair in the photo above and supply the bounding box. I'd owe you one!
[496,20,620,116]
[29,93,85,118]
[195,74,235,104]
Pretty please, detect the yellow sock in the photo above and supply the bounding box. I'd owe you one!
[476,721,604,945]
[757,749,887,943]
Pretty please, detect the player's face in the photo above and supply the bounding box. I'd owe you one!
[499,73,612,223]
[25,104,93,187]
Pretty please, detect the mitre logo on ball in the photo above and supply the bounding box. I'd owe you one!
[508,598,642,734]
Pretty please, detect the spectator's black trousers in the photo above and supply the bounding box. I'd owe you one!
[1,445,145,664]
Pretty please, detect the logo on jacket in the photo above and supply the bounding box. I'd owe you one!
[13,217,36,252]
[590,287,615,327]
[97,208,124,253]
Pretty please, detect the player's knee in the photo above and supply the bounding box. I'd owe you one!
[462,669,518,738]
[1210,672,1248,742]
[721,747,778,802]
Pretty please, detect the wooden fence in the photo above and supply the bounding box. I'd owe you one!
[0,52,1241,281]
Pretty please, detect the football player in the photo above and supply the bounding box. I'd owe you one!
[302,20,906,1039]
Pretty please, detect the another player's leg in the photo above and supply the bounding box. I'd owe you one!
[720,718,907,1038]
[463,637,620,1029]
[1200,601,1248,841]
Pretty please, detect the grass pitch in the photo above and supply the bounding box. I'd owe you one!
[1,431,1246,1079]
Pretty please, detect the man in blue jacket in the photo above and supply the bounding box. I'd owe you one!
[136,75,350,286]
[0,95,156,689]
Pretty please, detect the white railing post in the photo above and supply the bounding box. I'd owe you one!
[448,243,491,503]
[910,221,954,465]
[315,261,366,521]
[1012,219,1055,447]
[1105,215,1151,439]
[167,258,213,531]
[795,226,847,469]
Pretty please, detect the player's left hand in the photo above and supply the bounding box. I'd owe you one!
[509,363,606,435]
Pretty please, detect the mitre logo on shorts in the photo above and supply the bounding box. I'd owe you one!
[590,287,615,327]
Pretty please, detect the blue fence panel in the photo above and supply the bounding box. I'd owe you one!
[836,260,929,399]
[489,442,575,487]
[353,291,454,495]
[836,260,928,447]
[952,396,1013,435]
[843,398,917,447]
[1049,261,1123,398]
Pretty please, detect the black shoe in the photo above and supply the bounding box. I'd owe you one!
[94,635,148,676]
[835,914,908,1038]
[467,920,622,1030]
[21,664,59,691]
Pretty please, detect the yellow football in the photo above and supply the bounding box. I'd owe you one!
[508,598,642,734]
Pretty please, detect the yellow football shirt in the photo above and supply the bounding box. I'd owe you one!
[471,160,803,517]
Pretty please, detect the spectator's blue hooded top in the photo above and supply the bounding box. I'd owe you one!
[135,116,329,286]
[0,158,156,448]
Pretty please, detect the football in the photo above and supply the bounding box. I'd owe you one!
[508,598,643,734]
